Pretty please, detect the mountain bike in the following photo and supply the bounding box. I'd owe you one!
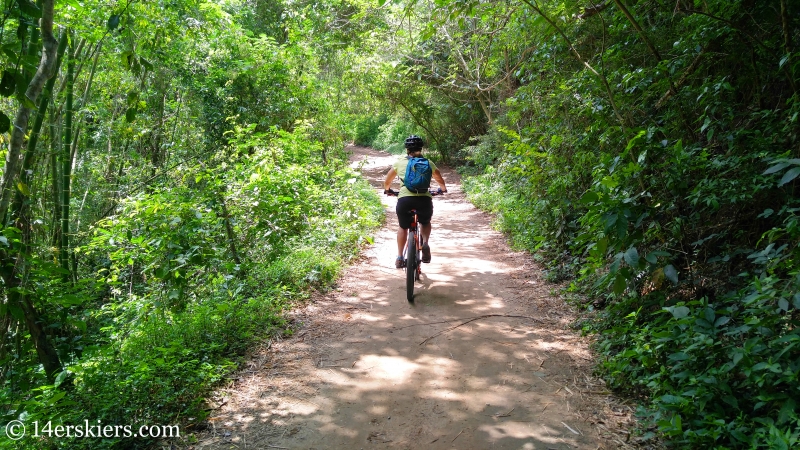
[386,188,443,302]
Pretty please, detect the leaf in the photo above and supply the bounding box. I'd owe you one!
[731,429,748,442]
[714,316,730,327]
[793,293,800,309]
[664,265,678,284]
[48,391,66,406]
[580,190,598,203]
[779,54,790,69]
[778,298,789,312]
[8,305,24,320]
[107,14,121,31]
[17,0,42,18]
[16,92,36,109]
[126,91,139,106]
[603,213,618,232]
[763,162,791,175]
[672,414,682,432]
[666,305,690,319]
[778,167,800,186]
[139,56,154,72]
[125,107,136,122]
[668,351,690,361]
[731,350,743,366]
[54,370,69,387]
[120,51,133,68]
[0,71,15,97]
[704,307,715,323]
[16,182,29,196]
[625,129,646,151]
[659,394,684,405]
[723,395,739,408]
[758,208,774,218]
[612,274,626,294]
[73,319,87,333]
[0,111,10,133]
[623,247,640,268]
[154,266,169,279]
[778,399,796,424]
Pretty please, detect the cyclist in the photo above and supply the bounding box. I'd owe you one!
[383,135,448,268]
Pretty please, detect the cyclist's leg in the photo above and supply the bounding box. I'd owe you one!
[396,228,409,256]
[395,198,414,267]
[420,223,432,244]
[419,224,432,263]
[416,198,434,262]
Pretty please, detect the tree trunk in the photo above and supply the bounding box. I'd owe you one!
[0,0,59,223]
[0,0,62,381]
[218,194,243,267]
[50,118,62,250]
[11,31,67,228]
[60,35,74,277]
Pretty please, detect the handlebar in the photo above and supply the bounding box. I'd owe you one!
[384,188,445,197]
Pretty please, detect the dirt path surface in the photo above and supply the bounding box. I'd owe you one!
[185,146,635,449]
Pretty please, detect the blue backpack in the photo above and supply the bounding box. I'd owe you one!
[404,157,433,193]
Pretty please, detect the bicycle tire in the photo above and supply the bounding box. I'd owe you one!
[406,230,416,302]
[415,232,422,281]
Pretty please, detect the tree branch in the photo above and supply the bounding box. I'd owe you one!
[611,0,662,61]
[520,0,626,135]
[578,1,610,20]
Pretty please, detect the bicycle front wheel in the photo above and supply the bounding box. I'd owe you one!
[406,230,416,302]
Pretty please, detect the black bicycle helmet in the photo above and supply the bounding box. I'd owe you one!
[404,135,424,150]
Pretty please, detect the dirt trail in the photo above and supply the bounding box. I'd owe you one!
[184,146,634,449]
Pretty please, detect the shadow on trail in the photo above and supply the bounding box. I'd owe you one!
[192,146,602,449]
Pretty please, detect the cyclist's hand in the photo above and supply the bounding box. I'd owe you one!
[384,189,397,196]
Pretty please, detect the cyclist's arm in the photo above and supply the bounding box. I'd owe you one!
[433,169,447,193]
[384,167,397,191]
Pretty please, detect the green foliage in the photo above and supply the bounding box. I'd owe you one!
[0,0,384,447]
[351,114,388,146]
[1,124,382,449]
[598,269,800,447]
[372,115,425,154]
[446,0,800,446]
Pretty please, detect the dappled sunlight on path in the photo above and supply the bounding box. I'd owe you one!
[182,146,627,450]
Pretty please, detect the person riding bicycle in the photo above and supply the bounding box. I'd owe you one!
[383,135,447,268]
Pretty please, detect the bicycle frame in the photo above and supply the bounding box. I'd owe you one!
[405,209,422,302]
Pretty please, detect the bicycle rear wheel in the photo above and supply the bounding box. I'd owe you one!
[415,232,422,281]
[406,230,416,302]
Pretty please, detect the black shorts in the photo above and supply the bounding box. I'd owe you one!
[396,196,433,229]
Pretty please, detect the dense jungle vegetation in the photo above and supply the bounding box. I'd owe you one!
[357,0,800,447]
[0,0,386,448]
[1,0,798,448]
